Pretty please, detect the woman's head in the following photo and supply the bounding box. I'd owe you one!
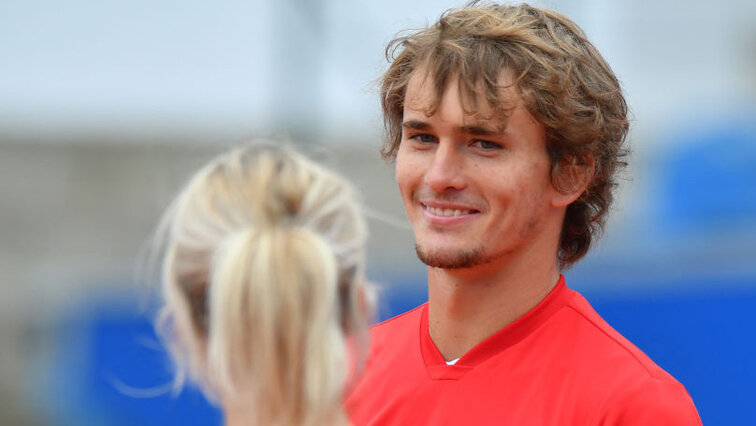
[154,141,370,425]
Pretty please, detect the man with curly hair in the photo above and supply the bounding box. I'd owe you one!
[346,2,701,425]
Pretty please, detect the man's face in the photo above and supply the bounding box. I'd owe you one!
[396,69,563,270]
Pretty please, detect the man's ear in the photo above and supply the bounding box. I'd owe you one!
[551,154,595,208]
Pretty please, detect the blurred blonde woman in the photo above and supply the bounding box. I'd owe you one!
[153,141,372,426]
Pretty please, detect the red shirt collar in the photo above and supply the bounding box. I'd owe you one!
[420,275,575,380]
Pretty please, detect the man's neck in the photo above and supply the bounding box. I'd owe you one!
[427,253,561,361]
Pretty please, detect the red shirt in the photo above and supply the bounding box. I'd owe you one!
[346,276,701,425]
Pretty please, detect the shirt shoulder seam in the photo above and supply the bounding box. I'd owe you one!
[564,302,662,379]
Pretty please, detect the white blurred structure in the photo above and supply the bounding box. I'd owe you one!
[3,0,751,144]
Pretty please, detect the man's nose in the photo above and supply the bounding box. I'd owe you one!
[424,142,466,193]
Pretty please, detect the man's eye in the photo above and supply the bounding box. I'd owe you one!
[473,140,502,150]
[412,134,437,143]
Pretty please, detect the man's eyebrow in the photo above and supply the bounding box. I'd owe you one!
[402,120,431,130]
[402,120,509,135]
[459,124,507,136]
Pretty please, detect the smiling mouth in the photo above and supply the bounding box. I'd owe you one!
[422,204,479,217]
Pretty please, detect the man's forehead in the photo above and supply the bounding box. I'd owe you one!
[403,66,520,122]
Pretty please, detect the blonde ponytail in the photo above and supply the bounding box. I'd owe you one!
[208,227,345,424]
[153,141,371,425]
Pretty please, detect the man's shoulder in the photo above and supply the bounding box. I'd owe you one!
[364,303,427,355]
[560,291,674,381]
[553,291,700,423]
[353,303,427,383]
[595,372,702,425]
[371,303,426,334]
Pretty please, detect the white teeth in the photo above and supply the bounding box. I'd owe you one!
[426,206,472,217]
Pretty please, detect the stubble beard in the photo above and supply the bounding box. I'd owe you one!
[414,242,489,269]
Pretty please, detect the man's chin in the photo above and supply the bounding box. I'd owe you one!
[415,244,486,269]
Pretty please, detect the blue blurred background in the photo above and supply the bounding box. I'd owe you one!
[1,0,754,425]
